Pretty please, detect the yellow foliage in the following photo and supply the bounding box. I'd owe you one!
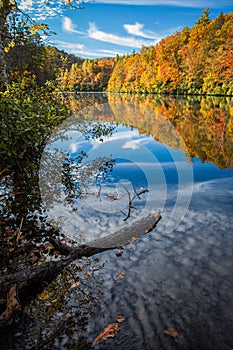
[9,41,15,48]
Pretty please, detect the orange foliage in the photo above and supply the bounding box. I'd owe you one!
[108,12,233,96]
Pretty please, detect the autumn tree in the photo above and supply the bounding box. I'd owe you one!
[0,0,86,89]
[58,57,115,92]
[108,10,233,96]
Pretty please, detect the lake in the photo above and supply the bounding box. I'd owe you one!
[1,93,233,349]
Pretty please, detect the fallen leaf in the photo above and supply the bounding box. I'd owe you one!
[76,263,85,270]
[164,328,179,337]
[104,193,118,201]
[92,323,121,347]
[53,250,60,256]
[116,251,123,257]
[116,316,125,323]
[84,271,91,279]
[116,270,125,280]
[38,290,50,301]
[70,281,81,289]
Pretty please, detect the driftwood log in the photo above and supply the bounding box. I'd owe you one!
[0,212,161,327]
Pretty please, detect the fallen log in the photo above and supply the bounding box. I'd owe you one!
[0,212,161,327]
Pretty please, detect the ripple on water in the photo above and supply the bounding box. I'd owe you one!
[85,198,233,350]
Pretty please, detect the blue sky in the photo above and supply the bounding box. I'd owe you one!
[19,0,232,58]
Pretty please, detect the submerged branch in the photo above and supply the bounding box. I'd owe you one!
[0,212,161,327]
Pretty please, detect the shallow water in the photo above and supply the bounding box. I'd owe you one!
[86,178,233,349]
[38,93,233,349]
[1,93,233,349]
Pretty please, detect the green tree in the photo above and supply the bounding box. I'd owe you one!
[195,8,211,26]
[0,0,86,89]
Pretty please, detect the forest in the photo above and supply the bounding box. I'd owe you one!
[108,10,233,95]
[54,9,233,96]
[0,2,233,348]
[2,9,233,96]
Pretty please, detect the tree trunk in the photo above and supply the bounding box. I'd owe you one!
[0,33,9,89]
[0,0,15,89]
[0,212,161,327]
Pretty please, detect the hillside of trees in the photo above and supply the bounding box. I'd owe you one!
[7,43,84,85]
[108,10,233,96]
[57,57,116,91]
[3,9,232,96]
[5,32,115,91]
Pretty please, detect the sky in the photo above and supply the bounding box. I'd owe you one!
[19,0,233,58]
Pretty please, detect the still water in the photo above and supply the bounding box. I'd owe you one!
[1,93,233,349]
[39,93,233,349]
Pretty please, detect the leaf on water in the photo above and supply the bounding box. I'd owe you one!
[116,251,124,257]
[92,323,122,347]
[70,281,81,289]
[164,328,179,337]
[116,316,125,323]
[76,263,85,270]
[104,193,118,201]
[38,290,50,301]
[84,271,91,279]
[53,250,60,256]
[116,270,125,280]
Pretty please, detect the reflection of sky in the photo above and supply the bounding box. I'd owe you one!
[40,109,233,348]
[42,122,233,241]
[193,157,233,182]
[70,125,191,180]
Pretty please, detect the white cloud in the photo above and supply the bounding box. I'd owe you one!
[94,0,230,7]
[19,0,64,20]
[122,140,140,150]
[52,40,125,57]
[62,17,85,35]
[124,22,160,39]
[88,23,156,48]
[19,0,32,10]
[53,40,84,52]
[99,49,125,56]
[92,129,140,146]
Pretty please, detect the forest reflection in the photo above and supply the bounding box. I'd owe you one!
[67,93,233,169]
[1,92,233,349]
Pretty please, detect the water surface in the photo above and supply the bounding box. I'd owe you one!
[1,93,233,349]
[40,93,233,349]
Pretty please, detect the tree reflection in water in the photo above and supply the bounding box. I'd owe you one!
[0,93,233,349]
